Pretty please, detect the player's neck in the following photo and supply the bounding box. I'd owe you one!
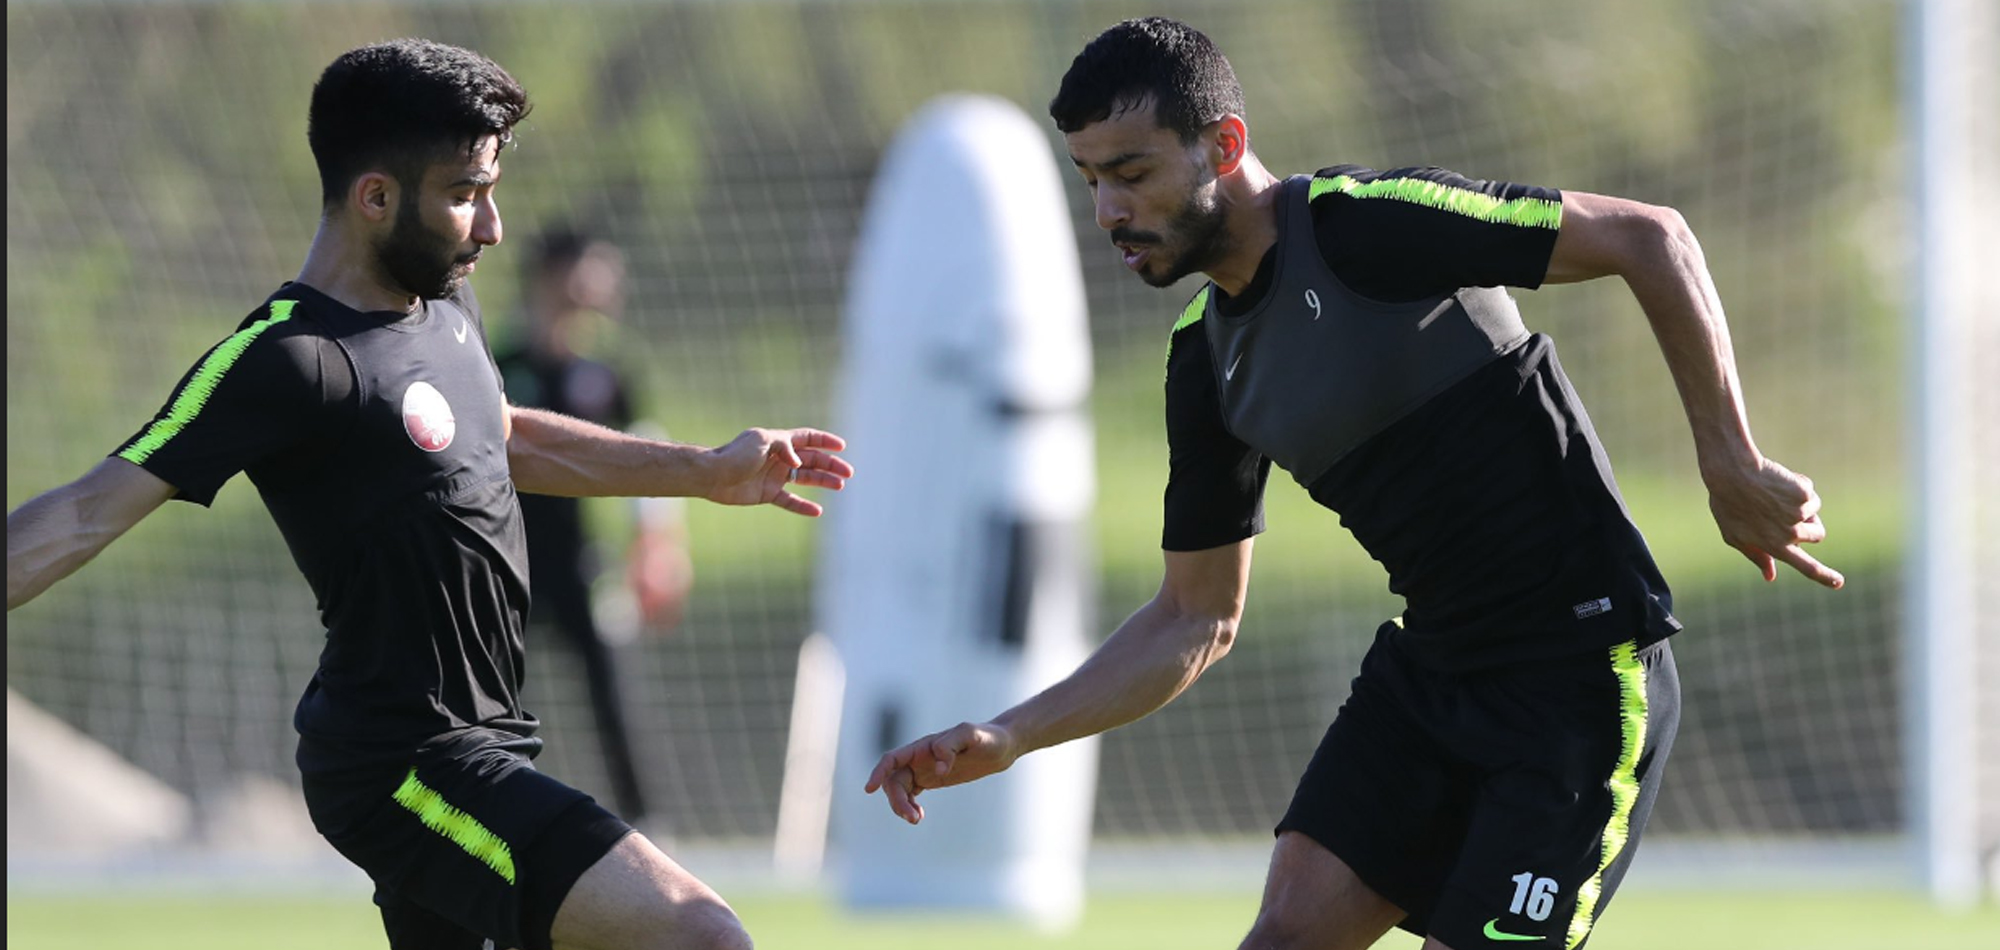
[296,220,423,315]
[1202,156,1283,297]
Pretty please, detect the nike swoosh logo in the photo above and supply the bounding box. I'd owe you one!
[1225,353,1243,381]
[1482,919,1542,942]
[453,319,469,344]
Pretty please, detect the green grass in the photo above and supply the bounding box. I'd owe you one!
[9,889,1997,950]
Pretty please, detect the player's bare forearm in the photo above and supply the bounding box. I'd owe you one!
[506,406,852,516]
[866,542,1250,823]
[865,597,1237,824]
[998,597,1238,755]
[1547,192,1841,588]
[1547,193,1755,465]
[8,459,175,610]
[996,542,1250,755]
[507,406,716,497]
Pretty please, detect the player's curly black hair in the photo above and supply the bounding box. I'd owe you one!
[307,38,532,207]
[1049,17,1245,144]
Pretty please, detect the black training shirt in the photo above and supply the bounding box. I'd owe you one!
[114,281,536,773]
[1163,165,1680,670]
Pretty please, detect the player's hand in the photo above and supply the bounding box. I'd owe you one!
[863,721,1020,825]
[1703,455,1843,589]
[627,532,693,631]
[703,428,852,517]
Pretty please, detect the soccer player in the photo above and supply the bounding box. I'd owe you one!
[495,228,693,828]
[6,39,851,950]
[865,17,1839,950]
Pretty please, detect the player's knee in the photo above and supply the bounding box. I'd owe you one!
[693,904,754,950]
[567,897,753,950]
[650,897,752,950]
[709,925,755,950]
[1237,913,1309,950]
[1239,901,1394,950]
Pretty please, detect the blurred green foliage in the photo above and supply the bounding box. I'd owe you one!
[6,0,1906,580]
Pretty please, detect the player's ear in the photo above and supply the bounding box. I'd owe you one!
[351,172,396,224]
[1210,115,1249,176]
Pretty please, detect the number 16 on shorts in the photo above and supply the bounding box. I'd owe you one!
[1508,872,1560,921]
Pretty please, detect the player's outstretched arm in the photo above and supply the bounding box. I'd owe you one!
[864,539,1253,824]
[506,406,852,517]
[1544,191,1842,590]
[7,459,177,611]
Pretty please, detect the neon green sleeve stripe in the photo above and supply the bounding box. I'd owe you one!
[1172,286,1210,334]
[117,299,297,466]
[391,767,518,885]
[1566,640,1648,949]
[1310,174,1562,230]
[1165,285,1211,368]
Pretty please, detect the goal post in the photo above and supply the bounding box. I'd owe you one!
[1905,0,2000,907]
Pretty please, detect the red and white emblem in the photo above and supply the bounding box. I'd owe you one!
[402,381,456,452]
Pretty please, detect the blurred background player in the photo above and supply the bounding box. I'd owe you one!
[495,229,693,827]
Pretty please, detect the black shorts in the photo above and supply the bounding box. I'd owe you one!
[1277,622,1680,949]
[301,730,635,950]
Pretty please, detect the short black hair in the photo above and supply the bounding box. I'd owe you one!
[530,227,597,276]
[1049,17,1245,143]
[307,38,532,207]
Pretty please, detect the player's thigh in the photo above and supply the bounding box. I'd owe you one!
[1273,623,1473,934]
[549,832,751,950]
[1429,640,1680,950]
[1239,831,1405,950]
[307,749,623,950]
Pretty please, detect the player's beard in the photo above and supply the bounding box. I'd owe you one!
[377,192,477,301]
[1122,180,1234,289]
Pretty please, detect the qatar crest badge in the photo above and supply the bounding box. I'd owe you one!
[402,381,457,452]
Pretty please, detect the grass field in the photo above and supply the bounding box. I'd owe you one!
[9,888,1997,949]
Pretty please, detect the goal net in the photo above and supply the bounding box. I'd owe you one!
[6,0,1991,892]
